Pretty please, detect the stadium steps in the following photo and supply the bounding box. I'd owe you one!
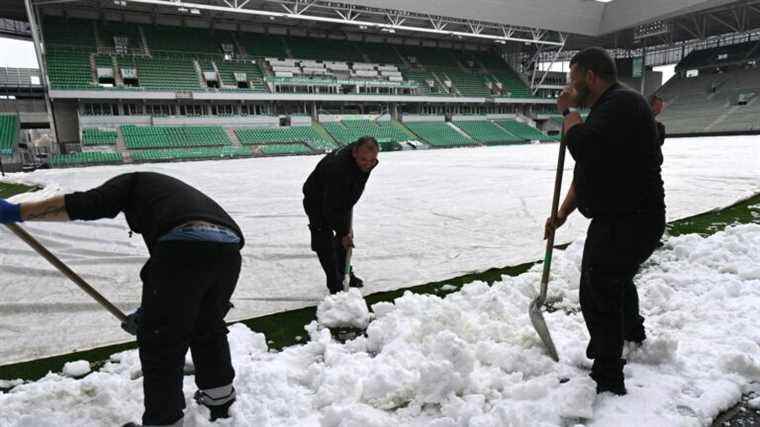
[430,70,451,95]
[390,119,418,140]
[225,127,244,147]
[311,122,341,148]
[494,119,554,142]
[447,122,481,145]
[404,121,478,148]
[455,120,523,145]
[705,103,744,132]
[93,21,103,49]
[193,59,205,88]
[211,61,223,86]
[390,46,407,67]
[89,54,97,84]
[139,26,151,56]
[114,127,132,163]
[112,56,123,86]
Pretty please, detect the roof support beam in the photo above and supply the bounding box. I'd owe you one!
[85,0,564,45]
[708,13,739,33]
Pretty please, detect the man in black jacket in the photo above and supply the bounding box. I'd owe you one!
[0,172,242,426]
[545,48,665,395]
[303,136,379,294]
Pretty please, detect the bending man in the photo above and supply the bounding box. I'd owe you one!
[0,172,243,426]
[303,136,379,294]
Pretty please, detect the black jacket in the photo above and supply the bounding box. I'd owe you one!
[65,172,244,253]
[566,83,665,218]
[655,120,666,166]
[302,142,376,236]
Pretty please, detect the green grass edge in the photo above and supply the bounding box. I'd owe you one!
[0,182,758,382]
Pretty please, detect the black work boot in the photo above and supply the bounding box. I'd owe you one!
[590,359,627,396]
[349,273,364,288]
[194,386,235,421]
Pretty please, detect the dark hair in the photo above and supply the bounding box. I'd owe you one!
[649,94,663,104]
[355,135,379,150]
[570,47,618,83]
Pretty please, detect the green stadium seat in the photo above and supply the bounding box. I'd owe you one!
[216,59,267,92]
[257,143,314,155]
[404,122,477,147]
[121,125,231,149]
[322,120,411,147]
[49,151,123,167]
[82,128,118,146]
[130,146,251,162]
[454,120,524,145]
[0,114,19,155]
[235,126,336,150]
[494,120,555,142]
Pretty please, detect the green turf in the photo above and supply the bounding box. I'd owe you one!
[1,181,758,382]
[666,193,760,237]
[0,182,37,198]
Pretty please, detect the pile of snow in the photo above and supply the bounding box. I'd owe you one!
[1,223,759,426]
[316,288,371,329]
[61,361,91,378]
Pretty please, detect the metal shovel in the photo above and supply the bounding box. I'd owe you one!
[528,129,566,362]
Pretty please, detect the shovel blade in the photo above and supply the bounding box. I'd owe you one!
[529,298,559,361]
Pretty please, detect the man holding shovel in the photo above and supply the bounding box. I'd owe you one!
[303,136,379,294]
[0,171,243,426]
[545,47,665,395]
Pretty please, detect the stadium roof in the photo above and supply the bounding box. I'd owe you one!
[2,0,760,50]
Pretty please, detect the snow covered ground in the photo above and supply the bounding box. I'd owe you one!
[0,136,758,365]
[2,222,759,426]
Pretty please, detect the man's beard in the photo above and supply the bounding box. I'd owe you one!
[574,83,592,108]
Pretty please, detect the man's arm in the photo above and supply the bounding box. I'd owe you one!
[544,179,577,239]
[21,195,70,221]
[322,168,353,238]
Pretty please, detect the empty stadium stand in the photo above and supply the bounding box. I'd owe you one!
[322,120,411,146]
[494,119,556,141]
[657,41,760,135]
[404,121,477,147]
[130,146,252,162]
[454,120,524,145]
[257,143,314,155]
[41,16,532,99]
[234,125,337,150]
[121,125,231,149]
[49,151,123,167]
[82,128,117,146]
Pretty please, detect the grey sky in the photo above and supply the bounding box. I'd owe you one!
[0,37,39,68]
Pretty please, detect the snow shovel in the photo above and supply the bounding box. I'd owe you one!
[4,223,127,322]
[342,209,354,292]
[528,129,566,362]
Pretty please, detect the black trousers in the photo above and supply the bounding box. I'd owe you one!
[137,240,241,425]
[579,211,665,385]
[309,225,347,294]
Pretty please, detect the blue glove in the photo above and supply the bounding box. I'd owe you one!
[121,306,143,336]
[0,198,22,224]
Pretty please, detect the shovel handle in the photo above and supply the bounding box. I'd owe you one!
[538,130,567,301]
[4,223,127,322]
